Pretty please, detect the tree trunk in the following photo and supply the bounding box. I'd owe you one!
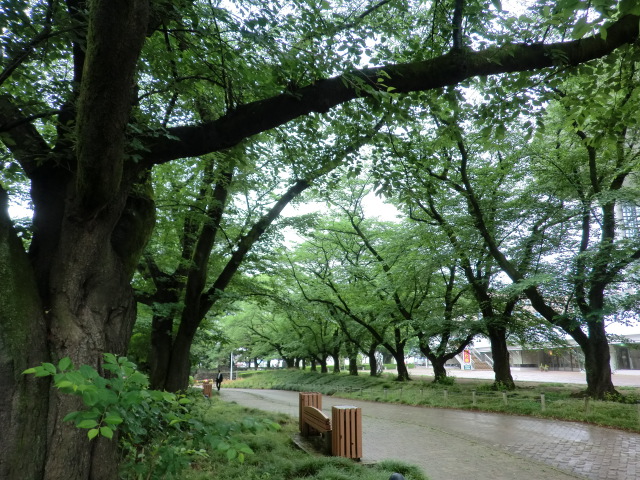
[487,324,515,390]
[348,355,359,376]
[383,329,410,381]
[395,359,411,381]
[367,345,379,376]
[319,358,328,373]
[332,352,341,373]
[430,357,448,383]
[149,314,174,390]
[583,322,617,398]
[344,342,359,375]
[163,320,197,392]
[0,192,50,480]
[41,2,150,478]
[43,190,147,480]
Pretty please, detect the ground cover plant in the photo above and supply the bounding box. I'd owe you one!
[227,370,640,432]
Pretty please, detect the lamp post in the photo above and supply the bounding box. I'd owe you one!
[230,351,234,380]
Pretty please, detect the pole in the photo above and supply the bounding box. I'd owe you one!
[230,351,234,380]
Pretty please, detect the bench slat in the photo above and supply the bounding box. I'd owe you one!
[302,406,331,432]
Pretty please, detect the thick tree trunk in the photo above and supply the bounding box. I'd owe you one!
[0,193,50,480]
[163,324,197,392]
[348,355,359,376]
[395,359,411,381]
[367,345,379,376]
[319,358,328,373]
[332,352,341,373]
[49,2,149,477]
[344,342,359,375]
[44,193,143,480]
[149,315,174,390]
[583,322,617,399]
[390,341,410,381]
[487,324,515,390]
[430,357,448,383]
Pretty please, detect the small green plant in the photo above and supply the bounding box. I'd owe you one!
[434,375,456,386]
[24,353,154,441]
[24,354,279,479]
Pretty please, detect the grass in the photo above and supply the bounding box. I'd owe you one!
[181,397,427,480]
[226,369,640,432]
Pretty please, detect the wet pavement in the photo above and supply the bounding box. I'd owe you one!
[221,385,640,480]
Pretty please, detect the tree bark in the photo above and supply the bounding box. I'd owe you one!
[395,358,411,382]
[163,321,197,392]
[583,321,616,398]
[319,357,328,373]
[486,323,515,390]
[367,346,379,376]
[149,314,174,390]
[0,188,49,480]
[388,336,411,381]
[22,2,149,478]
[332,351,341,373]
[348,356,359,375]
[430,357,448,383]
[346,343,359,376]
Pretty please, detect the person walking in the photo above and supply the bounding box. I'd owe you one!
[216,370,224,391]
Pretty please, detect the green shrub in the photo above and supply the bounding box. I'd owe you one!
[24,354,279,479]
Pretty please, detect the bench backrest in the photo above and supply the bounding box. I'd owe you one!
[302,405,331,433]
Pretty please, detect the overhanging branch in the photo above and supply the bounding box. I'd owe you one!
[144,14,639,165]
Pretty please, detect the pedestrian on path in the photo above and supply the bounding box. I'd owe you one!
[216,370,223,391]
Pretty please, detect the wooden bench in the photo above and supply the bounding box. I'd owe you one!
[301,405,332,454]
[301,406,331,436]
[299,392,322,432]
[298,393,362,459]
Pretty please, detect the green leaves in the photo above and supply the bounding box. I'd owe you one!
[23,354,156,441]
[23,353,264,478]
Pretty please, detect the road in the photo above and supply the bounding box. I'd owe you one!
[221,388,640,480]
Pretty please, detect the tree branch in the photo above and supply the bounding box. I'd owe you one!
[144,14,640,165]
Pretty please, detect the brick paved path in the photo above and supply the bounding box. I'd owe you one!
[221,388,640,480]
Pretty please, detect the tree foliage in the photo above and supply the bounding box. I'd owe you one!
[2,0,640,477]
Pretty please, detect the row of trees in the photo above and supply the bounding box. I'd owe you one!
[2,0,640,478]
[220,40,640,399]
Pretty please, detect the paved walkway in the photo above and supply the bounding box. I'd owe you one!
[221,387,640,480]
[405,366,640,387]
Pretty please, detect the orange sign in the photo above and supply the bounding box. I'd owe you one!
[463,349,471,364]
